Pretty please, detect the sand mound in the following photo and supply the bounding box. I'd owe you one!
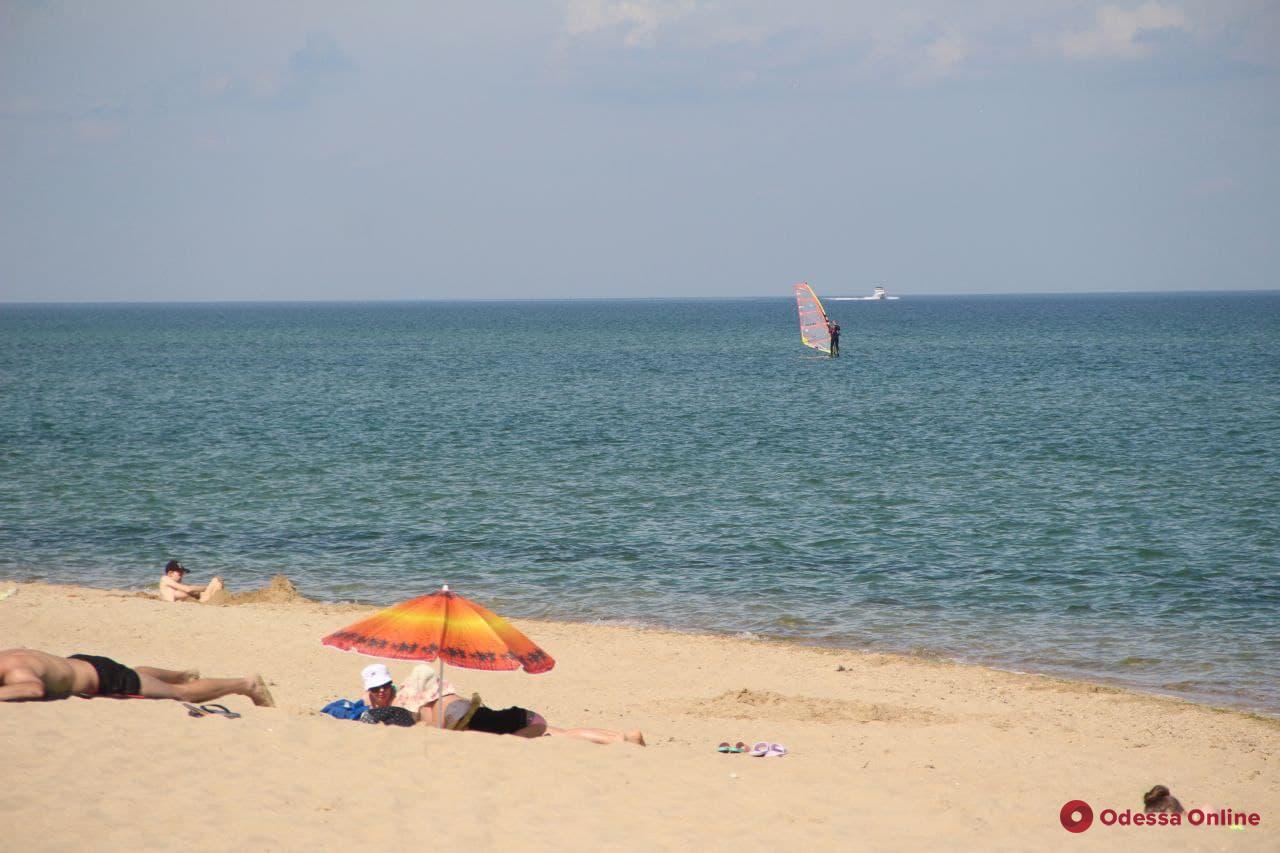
[690,688,941,724]
[211,574,310,605]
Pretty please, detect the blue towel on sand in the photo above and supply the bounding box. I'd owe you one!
[321,699,368,720]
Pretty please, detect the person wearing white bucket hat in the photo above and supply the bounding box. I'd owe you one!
[357,663,417,726]
[356,663,645,745]
[361,663,393,692]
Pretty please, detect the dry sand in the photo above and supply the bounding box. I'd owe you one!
[1,580,1276,852]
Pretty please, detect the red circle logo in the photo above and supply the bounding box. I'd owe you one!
[1060,800,1093,833]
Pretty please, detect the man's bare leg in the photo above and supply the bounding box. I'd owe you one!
[198,577,224,603]
[546,726,646,746]
[134,666,199,684]
[136,671,275,707]
[248,674,275,706]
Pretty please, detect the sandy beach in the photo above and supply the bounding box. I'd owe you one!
[1,580,1276,851]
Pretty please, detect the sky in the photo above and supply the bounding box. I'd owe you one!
[1,1,1277,301]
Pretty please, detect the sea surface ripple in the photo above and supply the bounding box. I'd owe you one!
[1,293,1277,712]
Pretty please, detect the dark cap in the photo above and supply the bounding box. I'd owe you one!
[165,560,187,574]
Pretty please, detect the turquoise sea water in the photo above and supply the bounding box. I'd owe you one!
[1,294,1278,712]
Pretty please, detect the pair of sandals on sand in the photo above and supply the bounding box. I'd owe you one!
[718,741,788,757]
[184,703,241,719]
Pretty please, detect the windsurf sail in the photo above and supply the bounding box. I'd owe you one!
[794,282,831,353]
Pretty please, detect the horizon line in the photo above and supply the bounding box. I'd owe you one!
[3,286,1279,307]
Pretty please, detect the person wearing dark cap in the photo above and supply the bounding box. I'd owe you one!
[159,560,225,603]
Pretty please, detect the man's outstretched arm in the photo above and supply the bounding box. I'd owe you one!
[0,678,46,701]
[160,577,205,595]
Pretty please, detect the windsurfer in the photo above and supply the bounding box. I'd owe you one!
[828,321,841,357]
[794,283,835,355]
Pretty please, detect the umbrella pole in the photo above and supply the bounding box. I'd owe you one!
[439,584,447,729]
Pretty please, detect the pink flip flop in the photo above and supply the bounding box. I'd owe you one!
[748,741,770,757]
[765,743,788,757]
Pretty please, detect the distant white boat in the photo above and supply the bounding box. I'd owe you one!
[828,285,900,301]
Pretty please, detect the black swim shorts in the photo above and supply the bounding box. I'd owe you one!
[466,705,535,735]
[68,654,142,696]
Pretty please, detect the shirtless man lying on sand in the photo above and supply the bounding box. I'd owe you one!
[159,560,224,603]
[0,648,274,706]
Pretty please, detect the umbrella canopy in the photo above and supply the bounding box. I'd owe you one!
[321,585,554,674]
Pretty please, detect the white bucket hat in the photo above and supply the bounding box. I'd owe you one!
[361,663,393,691]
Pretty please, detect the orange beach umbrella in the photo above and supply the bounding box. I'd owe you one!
[322,585,554,728]
[321,584,554,674]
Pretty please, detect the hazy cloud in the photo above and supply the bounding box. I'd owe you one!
[564,0,696,47]
[289,31,353,74]
[923,35,969,77]
[189,32,353,110]
[1061,3,1191,58]
[554,2,1268,82]
[199,73,234,99]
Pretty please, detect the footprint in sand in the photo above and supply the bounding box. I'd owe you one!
[683,689,944,724]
